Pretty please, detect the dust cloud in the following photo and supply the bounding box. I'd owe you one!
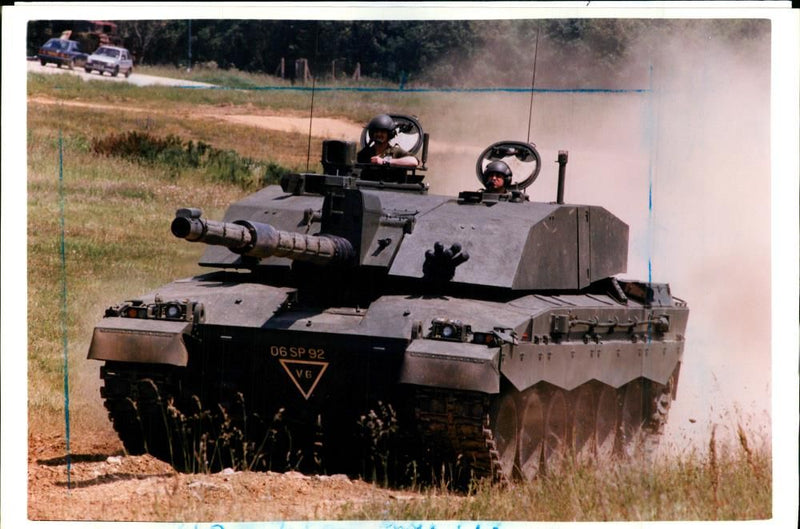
[417,21,772,452]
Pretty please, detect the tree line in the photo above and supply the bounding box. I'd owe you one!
[27,19,767,87]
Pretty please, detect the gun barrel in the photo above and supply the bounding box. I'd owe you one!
[171,215,253,249]
[171,209,355,265]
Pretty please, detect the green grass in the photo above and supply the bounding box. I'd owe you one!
[137,63,402,90]
[139,63,297,88]
[28,71,421,125]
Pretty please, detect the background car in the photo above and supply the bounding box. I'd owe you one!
[84,45,134,77]
[37,38,88,69]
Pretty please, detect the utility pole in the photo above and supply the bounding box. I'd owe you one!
[187,20,192,72]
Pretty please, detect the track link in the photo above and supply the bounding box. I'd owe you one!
[412,388,510,485]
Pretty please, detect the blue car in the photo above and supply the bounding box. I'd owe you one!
[38,38,88,69]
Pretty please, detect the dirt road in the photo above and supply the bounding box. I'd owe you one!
[28,59,216,87]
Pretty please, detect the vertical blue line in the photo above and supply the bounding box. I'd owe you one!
[646,64,656,345]
[58,129,72,489]
[648,179,653,285]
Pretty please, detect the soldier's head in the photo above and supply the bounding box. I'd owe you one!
[483,161,512,192]
[367,114,396,144]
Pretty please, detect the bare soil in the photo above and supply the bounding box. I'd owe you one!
[28,429,425,521]
[28,96,364,141]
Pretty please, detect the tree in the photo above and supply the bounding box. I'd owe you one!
[117,20,171,65]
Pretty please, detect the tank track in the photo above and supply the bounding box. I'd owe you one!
[99,360,674,482]
[410,378,674,486]
[411,387,510,486]
[100,361,271,473]
[99,362,182,463]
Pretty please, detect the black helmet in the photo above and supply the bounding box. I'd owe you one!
[483,160,513,189]
[367,114,396,138]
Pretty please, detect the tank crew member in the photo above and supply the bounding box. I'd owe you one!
[357,114,419,168]
[482,160,513,193]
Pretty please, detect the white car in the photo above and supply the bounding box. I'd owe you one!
[85,46,133,77]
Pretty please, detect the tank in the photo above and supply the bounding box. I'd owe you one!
[88,114,688,485]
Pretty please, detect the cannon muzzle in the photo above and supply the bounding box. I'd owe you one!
[171,208,355,265]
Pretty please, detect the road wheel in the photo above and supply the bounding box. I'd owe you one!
[641,376,674,459]
[619,379,645,458]
[125,67,132,78]
[487,390,518,482]
[84,66,92,74]
[39,59,46,67]
[112,66,119,77]
[570,385,596,464]
[594,384,619,463]
[543,389,568,473]
[518,387,545,481]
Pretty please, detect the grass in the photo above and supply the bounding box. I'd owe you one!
[28,70,427,126]
[24,69,772,521]
[341,432,771,521]
[137,63,406,90]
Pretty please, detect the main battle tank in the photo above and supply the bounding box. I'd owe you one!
[88,115,688,484]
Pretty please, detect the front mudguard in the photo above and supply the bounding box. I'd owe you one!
[87,317,191,366]
[398,338,501,393]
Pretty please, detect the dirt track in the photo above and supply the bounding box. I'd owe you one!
[28,59,216,87]
[28,95,365,141]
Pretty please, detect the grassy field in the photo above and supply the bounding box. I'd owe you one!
[31,67,428,131]
[136,63,402,90]
[25,70,772,521]
[345,442,771,520]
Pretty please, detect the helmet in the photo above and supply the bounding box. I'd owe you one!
[483,160,513,189]
[367,114,397,138]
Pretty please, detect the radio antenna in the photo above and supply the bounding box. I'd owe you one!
[305,23,320,171]
[526,21,542,144]
[306,75,317,171]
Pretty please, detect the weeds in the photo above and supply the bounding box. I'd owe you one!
[708,424,720,511]
[357,402,400,487]
[91,131,288,189]
[342,435,772,521]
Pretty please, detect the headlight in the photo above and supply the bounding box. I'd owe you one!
[165,304,182,319]
[428,318,471,342]
[108,299,199,322]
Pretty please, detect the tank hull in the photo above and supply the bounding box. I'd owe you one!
[91,275,687,482]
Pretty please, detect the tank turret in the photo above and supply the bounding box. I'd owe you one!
[88,113,688,487]
[189,139,627,294]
